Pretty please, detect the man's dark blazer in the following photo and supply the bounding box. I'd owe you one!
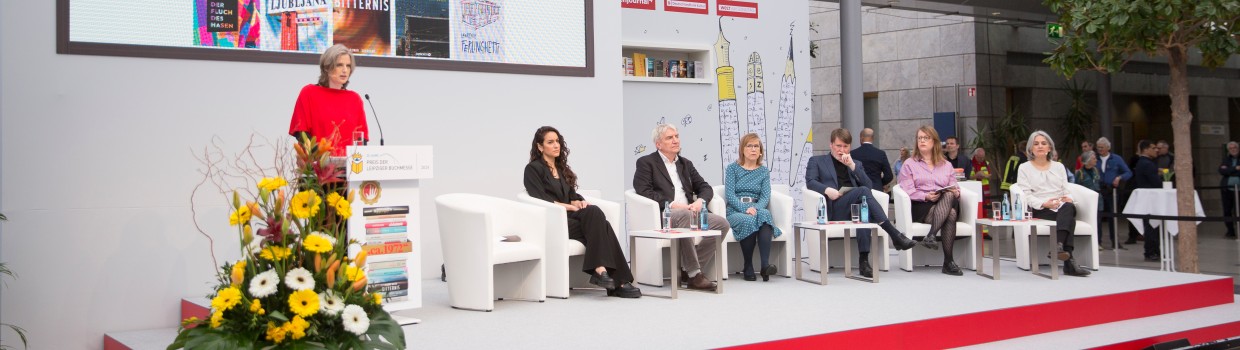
[850,143,892,188]
[633,151,714,211]
[806,154,874,196]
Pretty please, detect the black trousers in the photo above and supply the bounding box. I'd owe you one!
[567,205,634,284]
[828,186,890,253]
[1031,202,1077,252]
[1143,219,1159,258]
[1223,187,1237,236]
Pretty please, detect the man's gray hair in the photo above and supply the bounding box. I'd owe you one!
[1080,150,1095,163]
[1027,130,1057,162]
[1096,137,1111,148]
[652,123,679,144]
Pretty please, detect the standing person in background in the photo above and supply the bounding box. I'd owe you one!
[1095,137,1132,246]
[1075,141,1094,171]
[1001,141,1028,191]
[893,147,911,181]
[1130,140,1162,261]
[1155,140,1175,170]
[944,136,973,180]
[1075,151,1105,249]
[851,128,894,191]
[289,44,368,156]
[970,148,994,239]
[1219,142,1240,239]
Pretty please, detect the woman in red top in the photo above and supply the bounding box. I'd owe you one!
[289,44,368,156]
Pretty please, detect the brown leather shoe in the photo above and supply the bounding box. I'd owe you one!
[686,272,717,291]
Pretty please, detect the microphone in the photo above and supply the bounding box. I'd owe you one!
[363,94,386,146]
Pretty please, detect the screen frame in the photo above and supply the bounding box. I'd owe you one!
[56,0,595,77]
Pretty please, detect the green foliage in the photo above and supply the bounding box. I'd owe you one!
[1043,0,1240,76]
[1059,81,1094,162]
[0,213,28,350]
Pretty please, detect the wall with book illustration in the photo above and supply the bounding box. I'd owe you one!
[0,1,621,348]
[621,0,813,219]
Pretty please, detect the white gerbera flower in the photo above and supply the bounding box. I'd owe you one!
[320,290,345,316]
[284,267,315,291]
[341,304,370,335]
[310,231,337,246]
[248,269,279,298]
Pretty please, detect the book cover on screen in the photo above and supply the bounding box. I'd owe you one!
[333,0,393,55]
[453,0,504,62]
[194,0,262,48]
[261,0,331,52]
[394,0,450,58]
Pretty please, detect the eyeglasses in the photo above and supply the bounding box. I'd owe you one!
[916,136,932,141]
[744,144,761,149]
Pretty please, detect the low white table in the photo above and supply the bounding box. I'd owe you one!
[975,218,1058,280]
[792,221,883,284]
[628,229,723,299]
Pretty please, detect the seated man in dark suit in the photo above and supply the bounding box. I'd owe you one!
[806,128,916,278]
[850,128,893,190]
[633,123,728,291]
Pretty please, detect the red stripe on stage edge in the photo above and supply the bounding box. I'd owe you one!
[1090,321,1240,350]
[103,335,130,350]
[722,278,1234,350]
[664,0,708,14]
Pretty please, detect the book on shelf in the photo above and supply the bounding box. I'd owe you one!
[623,57,634,76]
[368,273,408,284]
[645,57,655,77]
[654,60,665,77]
[365,232,409,243]
[368,266,407,276]
[362,240,413,256]
[632,53,647,77]
[367,259,407,270]
[370,280,409,292]
[678,60,688,78]
[687,61,696,78]
[364,221,407,228]
[362,206,410,216]
[669,59,680,78]
[365,226,408,234]
[694,60,704,78]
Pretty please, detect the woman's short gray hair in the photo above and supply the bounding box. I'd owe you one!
[1080,151,1095,163]
[652,123,679,144]
[1095,137,1111,148]
[318,44,355,89]
[1026,130,1057,162]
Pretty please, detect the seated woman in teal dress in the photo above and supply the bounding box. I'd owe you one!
[725,133,782,281]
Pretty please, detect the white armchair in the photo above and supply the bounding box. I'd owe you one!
[713,185,794,279]
[624,190,717,287]
[891,185,980,271]
[1008,183,1099,270]
[799,186,891,272]
[436,193,546,311]
[517,191,623,299]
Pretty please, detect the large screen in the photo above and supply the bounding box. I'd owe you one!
[59,0,594,76]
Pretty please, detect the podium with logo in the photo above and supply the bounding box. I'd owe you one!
[345,145,433,325]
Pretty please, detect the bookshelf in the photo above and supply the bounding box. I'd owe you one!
[622,41,713,84]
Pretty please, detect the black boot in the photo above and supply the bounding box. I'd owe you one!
[942,260,963,276]
[859,258,873,278]
[1064,258,1091,277]
[590,270,616,289]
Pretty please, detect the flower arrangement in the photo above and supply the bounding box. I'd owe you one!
[1161,168,1174,182]
[170,137,405,349]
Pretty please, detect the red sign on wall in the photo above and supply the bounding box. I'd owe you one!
[717,0,758,18]
[621,0,656,10]
[664,0,709,14]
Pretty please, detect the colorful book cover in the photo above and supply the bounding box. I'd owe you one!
[362,240,413,255]
[363,206,410,216]
[454,0,504,62]
[365,226,408,234]
[364,221,407,228]
[195,0,262,48]
[333,0,393,55]
[368,259,407,270]
[394,0,450,58]
[368,267,407,276]
[370,280,409,292]
[261,0,330,52]
[368,273,408,284]
[365,232,409,243]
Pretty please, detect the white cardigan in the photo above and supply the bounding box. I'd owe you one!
[1016,161,1072,211]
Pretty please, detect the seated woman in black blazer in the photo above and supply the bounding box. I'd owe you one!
[523,126,641,298]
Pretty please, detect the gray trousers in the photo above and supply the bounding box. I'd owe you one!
[669,208,728,272]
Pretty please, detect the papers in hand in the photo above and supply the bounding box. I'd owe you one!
[838,187,855,194]
[497,235,522,242]
[933,185,958,193]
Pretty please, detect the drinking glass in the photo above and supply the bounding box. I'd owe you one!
[991,202,1002,220]
[1024,207,1033,221]
[689,210,700,230]
[850,204,860,223]
[353,131,366,146]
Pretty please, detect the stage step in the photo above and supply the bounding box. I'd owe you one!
[103,328,178,350]
[957,296,1240,350]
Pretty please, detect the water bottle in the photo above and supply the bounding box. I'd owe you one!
[1013,197,1023,220]
[700,207,709,230]
[817,197,827,224]
[662,201,672,231]
[860,195,870,223]
[1002,193,1011,221]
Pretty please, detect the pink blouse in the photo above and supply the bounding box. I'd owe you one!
[898,157,958,201]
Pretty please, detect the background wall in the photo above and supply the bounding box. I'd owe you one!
[622,0,812,219]
[0,1,621,348]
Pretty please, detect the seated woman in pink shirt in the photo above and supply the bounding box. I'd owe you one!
[898,126,963,276]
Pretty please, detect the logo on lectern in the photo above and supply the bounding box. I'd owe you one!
[359,181,382,205]
[351,151,364,174]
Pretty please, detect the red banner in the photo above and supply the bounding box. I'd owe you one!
[664,0,708,14]
[717,0,758,18]
[621,0,656,10]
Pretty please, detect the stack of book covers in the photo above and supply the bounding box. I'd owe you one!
[361,206,412,303]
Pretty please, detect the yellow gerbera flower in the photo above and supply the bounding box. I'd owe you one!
[345,265,362,282]
[325,192,343,207]
[210,287,243,311]
[265,321,287,344]
[289,190,322,219]
[334,198,352,219]
[210,310,224,328]
[229,205,252,226]
[288,289,320,318]
[303,234,332,254]
[288,316,310,340]
[259,246,291,261]
[258,177,288,192]
[373,292,383,305]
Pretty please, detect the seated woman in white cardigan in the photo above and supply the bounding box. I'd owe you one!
[1017,130,1091,277]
